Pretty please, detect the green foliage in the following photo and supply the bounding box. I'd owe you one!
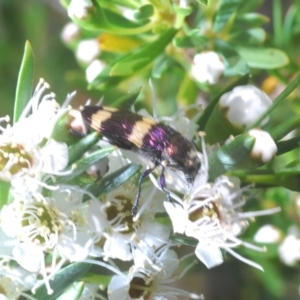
[4,0,300,299]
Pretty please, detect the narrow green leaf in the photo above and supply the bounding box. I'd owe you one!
[177,73,198,105]
[272,0,284,46]
[257,261,284,296]
[216,40,249,76]
[88,64,125,89]
[134,4,154,20]
[68,132,102,166]
[195,0,208,5]
[252,73,300,128]
[213,0,242,32]
[70,1,153,35]
[229,168,300,192]
[152,54,169,78]
[55,147,115,184]
[235,12,269,27]
[34,263,91,300]
[269,115,300,143]
[56,282,84,300]
[110,28,177,76]
[83,163,140,200]
[0,181,10,209]
[110,86,142,109]
[231,28,266,44]
[236,47,289,69]
[174,35,207,48]
[276,137,300,155]
[170,234,198,246]
[14,41,35,124]
[80,273,112,286]
[208,135,255,180]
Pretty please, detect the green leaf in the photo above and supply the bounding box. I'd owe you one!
[55,147,115,184]
[110,28,177,76]
[208,134,255,181]
[70,1,153,35]
[152,54,169,78]
[231,28,266,44]
[110,86,142,109]
[213,0,243,32]
[195,0,208,5]
[276,136,300,155]
[56,282,84,300]
[216,40,249,76]
[174,35,207,48]
[170,234,198,246]
[269,114,300,143]
[0,181,10,209]
[252,73,300,128]
[68,132,102,166]
[87,63,125,90]
[14,41,35,124]
[34,263,91,300]
[236,47,289,69]
[134,4,154,20]
[83,163,140,200]
[80,273,112,286]
[177,73,198,105]
[257,261,284,296]
[235,13,269,27]
[229,167,300,192]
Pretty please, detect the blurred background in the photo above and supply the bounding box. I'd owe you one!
[1,0,300,299]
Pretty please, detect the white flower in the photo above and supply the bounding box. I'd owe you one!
[0,187,96,294]
[0,79,69,183]
[191,51,225,84]
[165,176,280,270]
[86,59,106,83]
[87,177,170,262]
[68,0,94,20]
[108,247,202,300]
[254,225,282,243]
[219,85,272,129]
[278,229,300,266]
[0,267,37,300]
[76,39,100,65]
[248,129,277,163]
[61,22,81,45]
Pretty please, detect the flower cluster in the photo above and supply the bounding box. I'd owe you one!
[0,78,282,299]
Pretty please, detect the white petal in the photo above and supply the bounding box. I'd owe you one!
[40,140,68,173]
[195,244,223,268]
[278,235,300,266]
[248,129,277,163]
[13,243,42,272]
[0,205,19,238]
[164,202,187,234]
[254,224,281,243]
[104,235,132,261]
[0,228,17,255]
[219,85,272,129]
[192,51,225,84]
[58,232,93,261]
[108,275,129,300]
